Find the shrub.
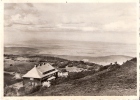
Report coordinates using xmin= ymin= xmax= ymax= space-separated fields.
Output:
xmin=18 ymin=87 xmax=25 ymax=96
xmin=24 ymin=85 xmax=41 ymax=95
xmin=68 ymin=72 xmax=85 ymax=80
xmin=61 ymin=69 xmax=67 ymax=72
xmin=10 ymin=64 xmax=13 ymax=66
xmin=68 ymin=64 xmax=73 ymax=67
xmin=58 ymin=65 xmax=66 ymax=68
xmin=4 ymin=86 xmax=17 ymax=96
xmin=87 ymin=66 xmax=95 ymax=70
xmin=99 ymin=65 xmax=109 ymax=71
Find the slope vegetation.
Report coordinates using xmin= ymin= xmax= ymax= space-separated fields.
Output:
xmin=31 ymin=58 xmax=136 ymax=96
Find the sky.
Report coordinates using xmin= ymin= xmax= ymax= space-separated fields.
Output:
xmin=4 ymin=3 xmax=137 ymax=46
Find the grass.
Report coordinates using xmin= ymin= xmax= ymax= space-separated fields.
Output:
xmin=4 ymin=54 xmax=137 ymax=96
xmin=4 ymin=73 xmax=22 ymax=87
xmin=4 ymin=60 xmax=37 ymax=74
xmin=4 ymin=54 xmax=101 ymax=74
xmin=30 ymin=58 xmax=137 ymax=96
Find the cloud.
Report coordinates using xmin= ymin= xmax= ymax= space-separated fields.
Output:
xmin=12 ymin=14 xmax=39 ymax=24
xmin=103 ymin=21 xmax=135 ymax=32
xmin=4 ymin=3 xmax=39 ymax=27
xmin=82 ymin=27 xmax=98 ymax=31
xmin=4 ymin=3 xmax=137 ymax=45
xmin=5 ymin=3 xmax=136 ymax=32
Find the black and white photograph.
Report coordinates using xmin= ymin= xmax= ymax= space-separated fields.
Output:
xmin=3 ymin=3 xmax=137 ymax=96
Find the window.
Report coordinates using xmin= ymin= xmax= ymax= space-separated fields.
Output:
xmin=30 ymin=78 xmax=34 ymax=80
xmin=43 ymin=69 xmax=55 ymax=74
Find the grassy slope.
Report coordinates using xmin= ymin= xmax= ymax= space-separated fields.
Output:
xmin=4 ymin=73 xmax=22 ymax=87
xmin=4 ymin=53 xmax=136 ymax=96
xmin=4 ymin=54 xmax=68 ymax=73
xmin=31 ymin=58 xmax=136 ymax=96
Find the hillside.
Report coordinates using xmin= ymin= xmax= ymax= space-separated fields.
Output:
xmin=4 ymin=46 xmax=133 ymax=66
xmin=56 ymin=55 xmax=133 ymax=65
xmin=30 ymin=58 xmax=137 ymax=96
xmin=4 ymin=53 xmax=136 ymax=96
xmin=4 ymin=47 xmax=39 ymax=55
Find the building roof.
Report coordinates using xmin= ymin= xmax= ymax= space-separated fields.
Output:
xmin=22 ymin=67 xmax=42 ymax=78
xmin=37 ymin=63 xmax=55 ymax=73
xmin=22 ymin=63 xmax=58 ymax=78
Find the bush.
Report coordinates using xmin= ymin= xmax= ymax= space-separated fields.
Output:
xmin=68 ymin=72 xmax=85 ymax=80
xmin=18 ymin=87 xmax=25 ymax=96
xmin=99 ymin=65 xmax=109 ymax=71
xmin=10 ymin=64 xmax=13 ymax=66
xmin=87 ymin=66 xmax=95 ymax=70
xmin=68 ymin=64 xmax=73 ymax=67
xmin=25 ymin=85 xmax=41 ymax=95
xmin=58 ymin=65 xmax=66 ymax=68
xmin=61 ymin=69 xmax=67 ymax=72
xmin=54 ymin=77 xmax=66 ymax=85
xmin=4 ymin=86 xmax=17 ymax=96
